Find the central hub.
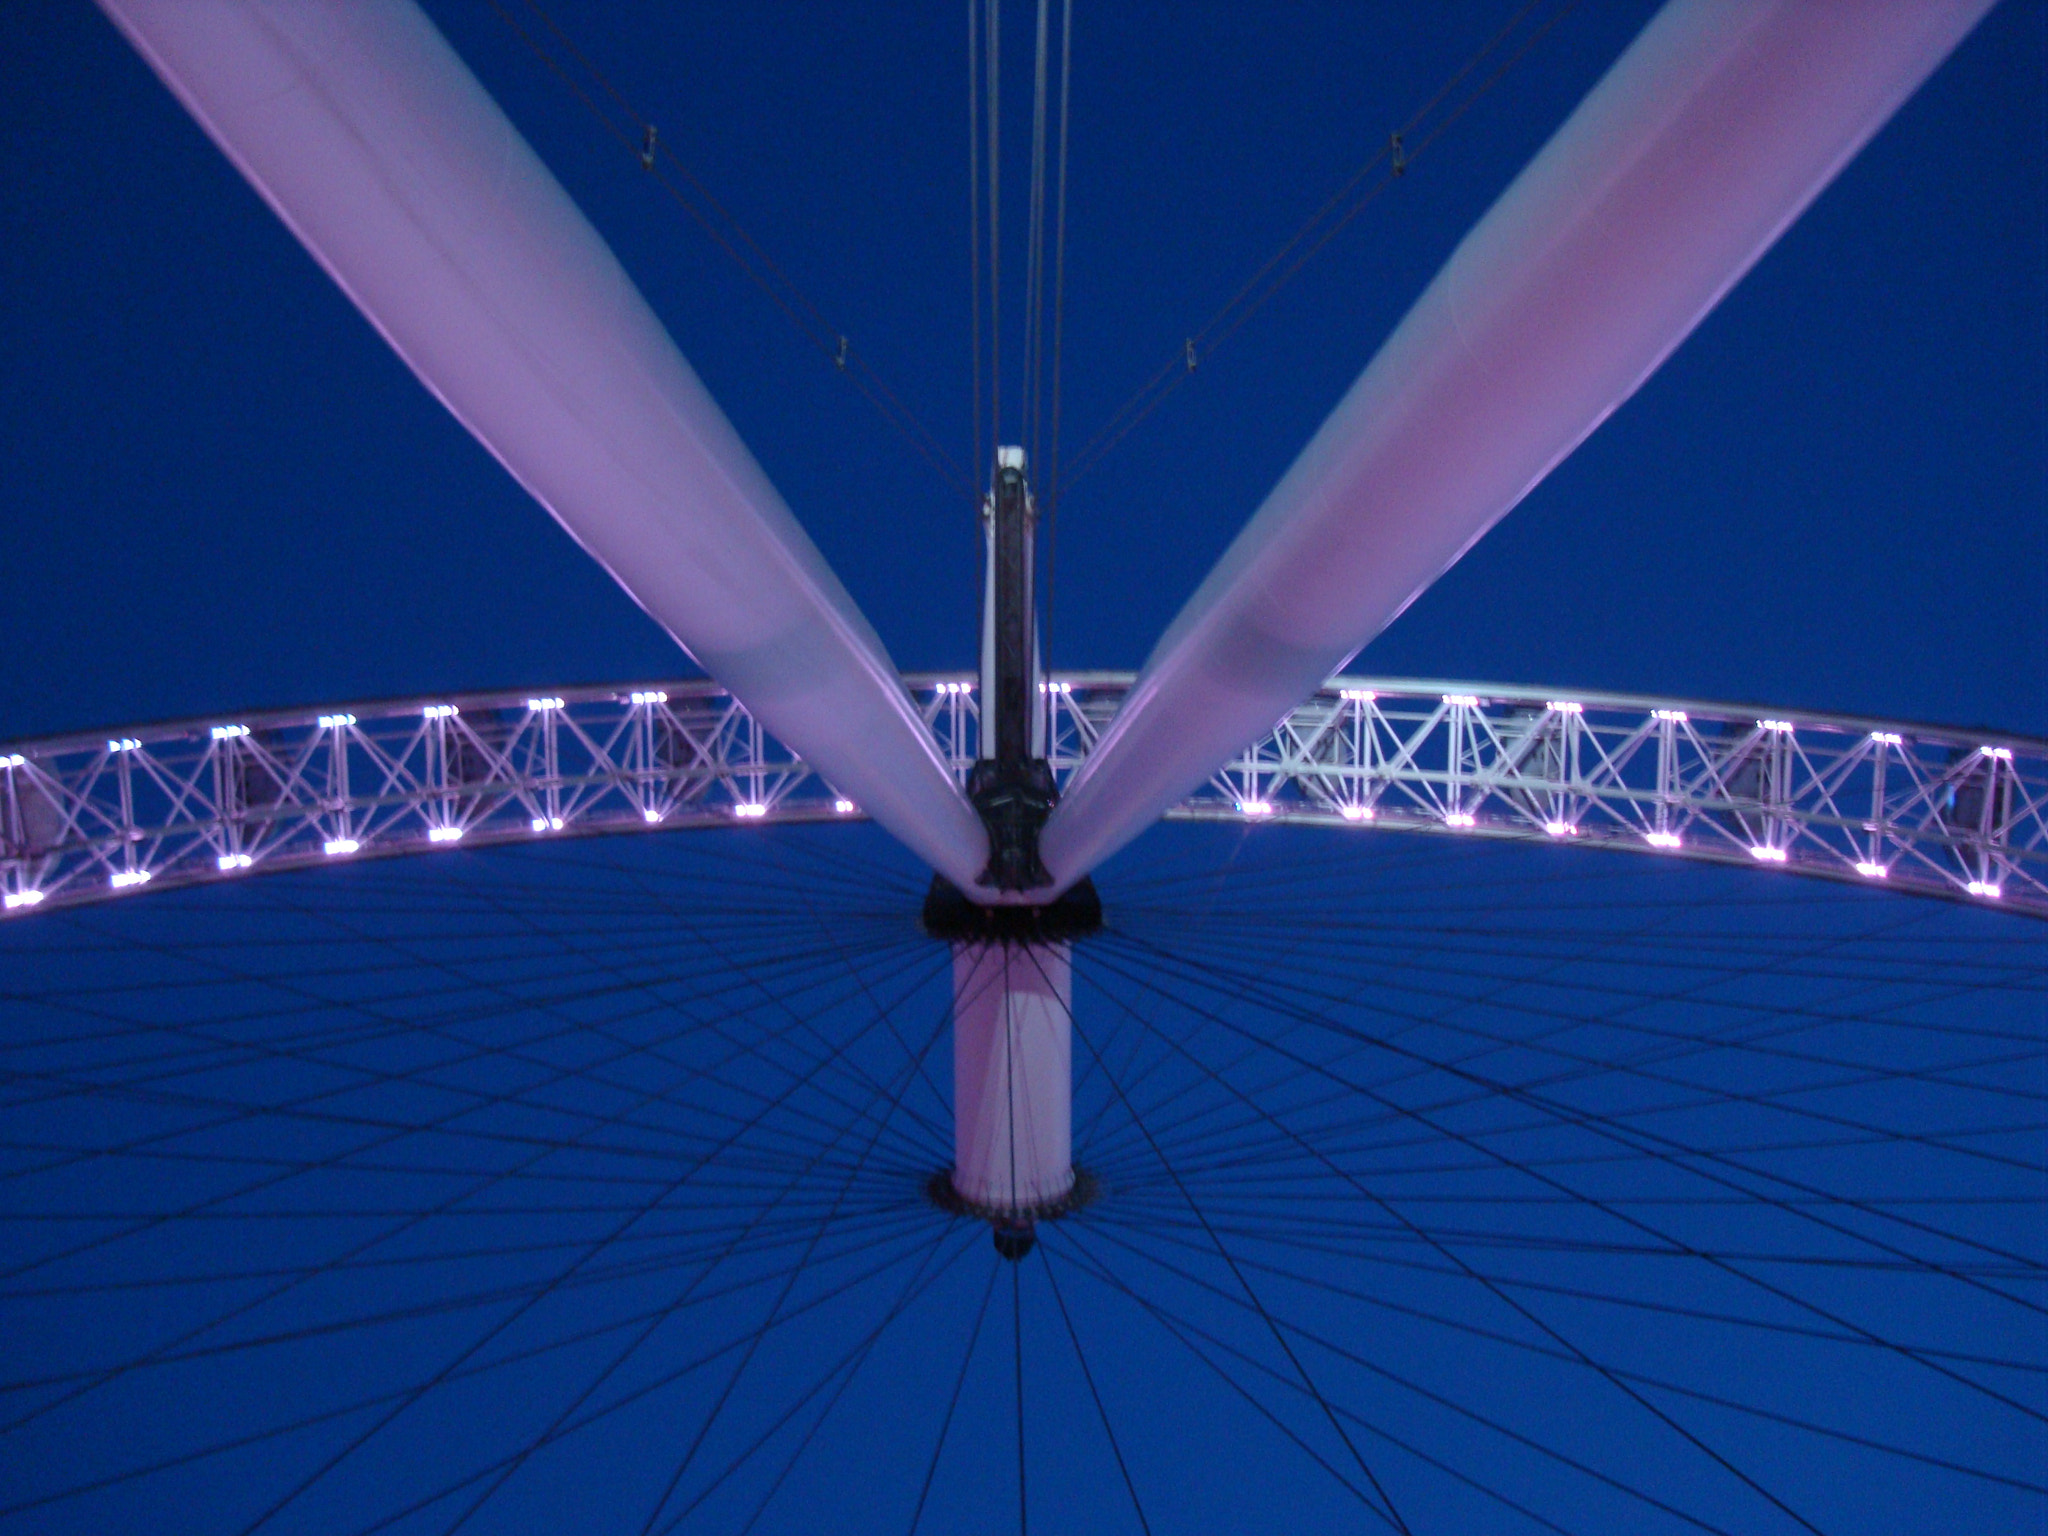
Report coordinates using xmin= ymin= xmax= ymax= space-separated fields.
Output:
xmin=925 ymin=445 xmax=1108 ymax=1257
xmin=973 ymin=445 xmax=1053 ymax=892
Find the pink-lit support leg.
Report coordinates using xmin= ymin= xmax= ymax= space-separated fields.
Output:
xmin=950 ymin=941 xmax=1074 ymax=1219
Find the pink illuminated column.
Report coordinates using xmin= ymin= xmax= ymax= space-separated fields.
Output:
xmin=951 ymin=942 xmax=1074 ymax=1213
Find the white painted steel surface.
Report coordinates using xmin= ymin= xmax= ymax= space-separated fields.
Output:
xmin=6 ymin=677 xmax=2039 ymax=916
xmin=950 ymin=942 xmax=1074 ymax=1215
xmin=1039 ymin=0 xmax=1996 ymax=890
xmin=98 ymin=0 xmax=988 ymax=892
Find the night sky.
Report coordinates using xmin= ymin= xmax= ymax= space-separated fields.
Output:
xmin=1 ymin=4 xmax=2044 ymax=1534
xmin=2 ymin=1 xmax=2041 ymax=741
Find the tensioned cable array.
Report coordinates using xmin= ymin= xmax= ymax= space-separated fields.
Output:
xmin=486 ymin=0 xmax=975 ymax=503
xmin=1055 ymin=0 xmax=1576 ymax=497
xmin=969 ymin=0 xmax=1078 ymax=672
xmin=1 ymin=827 xmax=2036 ymax=1530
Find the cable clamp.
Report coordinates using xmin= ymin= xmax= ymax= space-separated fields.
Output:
xmin=639 ymin=124 xmax=658 ymax=171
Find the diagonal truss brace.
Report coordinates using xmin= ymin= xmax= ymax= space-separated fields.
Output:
xmin=3 ymin=677 xmax=2041 ymax=918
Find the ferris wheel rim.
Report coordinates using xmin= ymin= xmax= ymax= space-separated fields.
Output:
xmin=2 ymin=671 xmax=2039 ymax=920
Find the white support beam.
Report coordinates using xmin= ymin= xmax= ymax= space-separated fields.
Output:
xmin=1037 ymin=0 xmax=1995 ymax=890
xmin=97 ymin=0 xmax=988 ymax=892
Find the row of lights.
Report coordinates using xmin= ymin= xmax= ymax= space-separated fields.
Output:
xmin=935 ymin=681 xmax=973 ymax=695
xmin=629 ymin=691 xmax=668 ymax=706
xmin=7 ymin=835 xmax=2013 ymax=913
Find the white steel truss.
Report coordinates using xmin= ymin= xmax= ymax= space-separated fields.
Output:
xmin=3 ymin=675 xmax=2041 ymax=917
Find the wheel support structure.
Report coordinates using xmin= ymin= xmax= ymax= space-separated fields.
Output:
xmin=934 ymin=449 xmax=1098 ymax=1254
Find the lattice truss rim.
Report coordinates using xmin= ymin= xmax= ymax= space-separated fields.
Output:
xmin=2 ymin=673 xmax=2041 ymax=916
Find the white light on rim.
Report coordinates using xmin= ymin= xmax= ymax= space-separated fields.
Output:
xmin=428 ymin=826 xmax=464 ymax=844
xmin=1966 ymin=880 xmax=2004 ymax=899
xmin=629 ymin=690 xmax=668 ymax=706
xmin=1653 ymin=709 xmax=1687 ymax=723
xmin=217 ymin=853 xmax=253 ymax=871
xmin=108 ymin=737 xmax=141 ymax=753
xmin=1339 ymin=689 xmax=1376 ymax=702
xmin=318 ymin=713 xmax=356 ymax=729
xmin=1544 ymin=821 xmax=1576 ymax=837
xmin=423 ymin=704 xmax=459 ymax=719
xmin=210 ymin=724 xmax=250 ymax=740
xmin=1339 ymin=805 xmax=1374 ymax=822
xmin=1980 ymin=745 xmax=2014 ymax=761
xmin=1645 ymin=831 xmax=1682 ymax=849
xmin=1443 ymin=694 xmax=1480 ymax=708
xmin=641 ymin=809 xmax=662 ymax=823
xmin=1445 ymin=812 xmax=1476 ymax=828
xmin=833 ymin=799 xmax=857 ymax=814
xmin=1237 ymin=800 xmax=1273 ymax=817
xmin=733 ymin=803 xmax=768 ymax=819
xmin=110 ymin=870 xmax=152 ymax=889
xmin=1759 ymin=719 xmax=1794 ymax=733
xmin=530 ymin=816 xmax=565 ymax=832
xmin=1749 ymin=845 xmax=1789 ymax=863
xmin=0 ymin=754 xmax=23 ymax=769
xmin=4 ymin=890 xmax=45 ymax=910
xmin=1854 ymin=862 xmax=1888 ymax=879
xmin=1869 ymin=731 xmax=1902 ymax=746
xmin=1545 ymin=701 xmax=1583 ymax=715
xmin=526 ymin=697 xmax=566 ymax=712
xmin=323 ymin=838 xmax=360 ymax=856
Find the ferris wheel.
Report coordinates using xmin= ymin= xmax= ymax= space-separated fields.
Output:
xmin=1 ymin=2 xmax=2041 ymax=1533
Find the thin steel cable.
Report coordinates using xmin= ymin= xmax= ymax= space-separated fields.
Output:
xmin=1040 ymin=1244 xmax=1154 ymax=1534
xmin=237 ymin=947 xmax=958 ymax=1536
xmin=969 ymin=0 xmax=986 ymax=497
xmin=1014 ymin=1255 xmax=1030 ymax=1536
xmin=1058 ymin=0 xmax=1578 ymax=495
xmin=1084 ymin=1212 xmax=2047 ymax=1495
xmin=987 ymin=0 xmax=1003 ymax=455
xmin=1043 ymin=0 xmax=1074 ymax=680
xmin=632 ymin=977 xmax=960 ymax=1535
xmin=1055 ymin=1222 xmax=1722 ymax=1536
xmin=486 ymin=0 xmax=972 ymax=498
xmin=1078 ymin=936 xmax=2048 ymax=1423
xmin=1024 ymin=0 xmax=1050 ymax=471
xmin=1092 ymin=931 xmax=2048 ymax=1286
xmin=908 ymin=1254 xmax=1003 ymax=1535
xmin=1023 ymin=944 xmax=1414 ymax=1532
xmin=667 ymin=1226 xmax=976 ymax=1536
xmin=1082 ymin=960 xmax=1829 ymax=1533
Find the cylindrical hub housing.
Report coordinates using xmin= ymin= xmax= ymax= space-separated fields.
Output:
xmin=951 ymin=940 xmax=1073 ymax=1214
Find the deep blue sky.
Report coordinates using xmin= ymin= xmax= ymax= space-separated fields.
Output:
xmin=1 ymin=0 xmax=2041 ymax=746
xmin=1 ymin=8 xmax=2044 ymax=1533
